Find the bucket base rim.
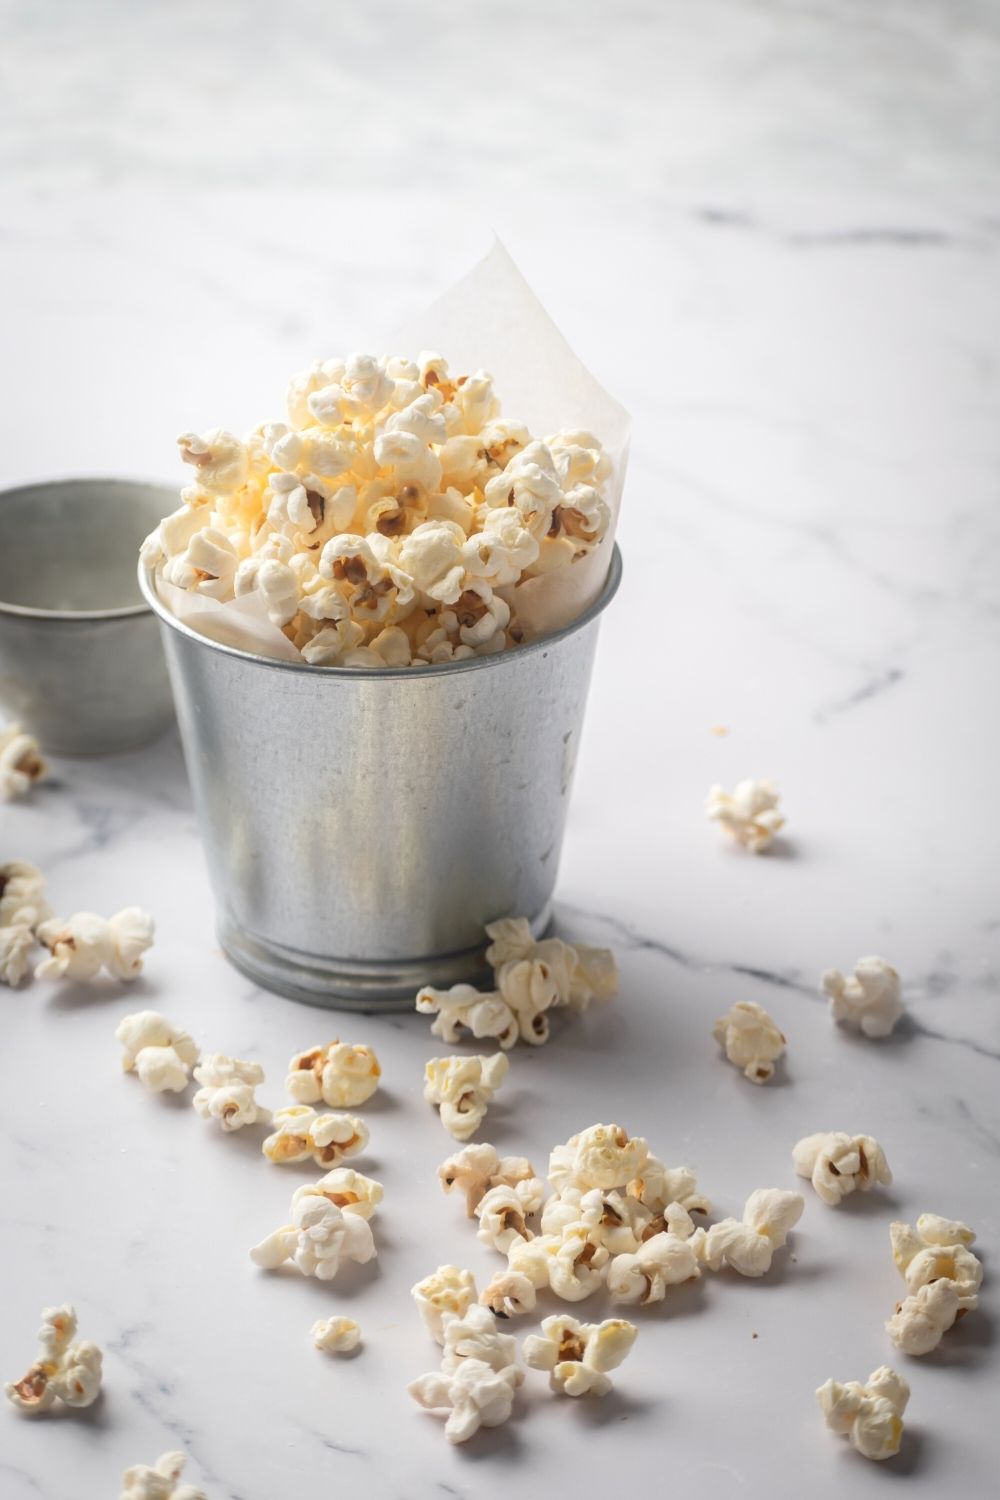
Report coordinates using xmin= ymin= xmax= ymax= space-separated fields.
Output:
xmin=217 ymin=902 xmax=554 ymax=1011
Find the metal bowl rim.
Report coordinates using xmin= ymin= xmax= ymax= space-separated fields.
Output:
xmin=139 ymin=543 xmax=623 ymax=680
xmin=0 ymin=475 xmax=178 ymax=623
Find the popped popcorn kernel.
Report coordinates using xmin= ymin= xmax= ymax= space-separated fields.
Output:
xmin=192 ymin=1054 xmax=266 ymax=1131
xmin=262 ymin=1105 xmax=368 ymax=1166
xmin=793 ymin=1131 xmax=892 ymax=1206
xmin=285 ymin=1040 xmax=381 ymax=1108
xmin=5 ymin=1305 xmax=102 ymax=1415
xmin=412 ymin=1266 xmax=478 ymax=1345
xmin=480 ymin=1271 xmax=538 ymax=1319
xmin=120 ymin=1451 xmax=208 ymax=1500
xmin=251 ymin=1193 xmax=375 ymax=1280
xmin=548 ymin=1124 xmax=649 ymax=1193
xmin=817 ymin=1365 xmax=909 ymax=1462
xmin=475 ymin=1178 xmax=545 ymax=1254
xmin=606 ymin=1226 xmax=701 ymax=1306
xmin=0 ymin=724 xmax=46 ymax=801
xmin=713 ymin=1000 xmax=786 ymax=1084
xmin=415 ymin=984 xmax=518 ymax=1050
xmin=692 ymin=1188 xmax=804 ymax=1277
xmin=36 ymin=907 xmax=153 ymax=983
xmin=822 ymin=957 xmax=904 ymax=1038
xmin=627 ymin=1156 xmax=712 ymax=1219
xmin=409 ymin=1303 xmax=524 ymax=1444
xmin=312 ymin=1317 xmax=361 ymax=1354
xmin=0 ymin=860 xmax=51 ymax=930
xmin=705 ymin=778 xmax=785 ymax=853
xmin=522 ymin=1314 xmax=637 ymax=1397
xmin=116 ymin=1011 xmax=199 ymax=1093
xmin=294 ymin=1167 xmax=383 ymax=1220
xmin=424 ymin=1053 xmax=509 ymax=1140
xmin=437 ymin=1143 xmax=538 ymax=1215
xmin=886 ymin=1213 xmax=981 ymax=1353
xmin=0 ymin=922 xmax=36 ymax=987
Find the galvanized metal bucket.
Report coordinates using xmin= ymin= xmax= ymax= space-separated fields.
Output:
xmin=139 ymin=548 xmax=622 ymax=1009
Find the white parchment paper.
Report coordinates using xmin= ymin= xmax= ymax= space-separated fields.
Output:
xmin=155 ymin=242 xmax=630 ymax=653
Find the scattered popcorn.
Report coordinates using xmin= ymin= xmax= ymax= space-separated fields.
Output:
xmin=541 ymin=1185 xmax=654 ymax=1255
xmin=424 ymin=1053 xmax=509 ymax=1139
xmin=120 ymin=1451 xmax=208 ymax=1500
xmin=548 ymin=1124 xmax=649 ymax=1193
xmin=886 ymin=1214 xmax=981 ymax=1353
xmin=475 ymin=1176 xmax=546 ymax=1253
xmin=192 ymin=1054 xmax=266 ymax=1131
xmin=0 ymin=860 xmax=51 ymax=929
xmin=816 ymin=1365 xmax=909 ymax=1462
xmin=251 ymin=1193 xmax=375 ymax=1280
xmin=416 ymin=920 xmax=618 ymax=1049
xmin=713 ymin=1000 xmax=786 ymax=1084
xmin=627 ymin=1156 xmax=712 ymax=1220
xmin=312 ymin=1317 xmax=361 ymax=1354
xmin=0 ymin=921 xmax=35 ymax=987
xmin=116 ymin=1011 xmax=199 ymax=1093
xmin=705 ymin=778 xmax=785 ymax=853
xmin=262 ymin=1105 xmax=368 ymax=1166
xmin=294 ymin=1167 xmax=383 ymax=1220
xmin=607 ymin=1224 xmax=701 ymax=1306
xmin=822 ymin=957 xmax=904 ymax=1039
xmin=285 ymin=1040 xmax=381 ymax=1108
xmin=36 ymin=907 xmax=154 ymax=982
xmin=480 ymin=1271 xmax=538 ymax=1319
xmin=692 ymin=1189 xmax=804 ymax=1277
xmin=0 ymin=723 xmax=46 ymax=800
xmin=522 ymin=1315 xmax=637 ymax=1397
xmin=146 ymin=354 xmax=613 ymax=671
xmin=437 ymin=1142 xmax=539 ymax=1216
xmin=409 ymin=1304 xmax=524 ymax=1444
xmin=793 ymin=1131 xmax=892 ymax=1206
xmin=412 ymin=1266 xmax=478 ymax=1344
xmin=5 ymin=1305 xmax=102 ymax=1414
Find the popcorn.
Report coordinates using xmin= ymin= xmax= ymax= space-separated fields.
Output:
xmin=475 ymin=1177 xmax=545 ymax=1254
xmin=408 ymin=1357 xmax=522 ymax=1445
xmin=294 ymin=1167 xmax=383 ymax=1220
xmin=816 ymin=1365 xmax=909 ymax=1462
xmin=36 ymin=907 xmax=154 ymax=982
xmin=262 ymin=1105 xmax=368 ymax=1166
xmin=423 ymin=1053 xmax=509 ymax=1140
xmin=250 ymin=1193 xmax=375 ymax=1280
xmin=412 ymin=1266 xmax=478 ymax=1344
xmin=886 ymin=1214 xmax=981 ymax=1353
xmin=192 ymin=1054 xmax=266 ymax=1131
xmin=522 ymin=1315 xmax=637 ymax=1397
xmin=437 ymin=1143 xmax=538 ymax=1215
xmin=792 ymin=1131 xmax=892 ymax=1206
xmin=692 ymin=1189 xmax=804 ymax=1277
xmin=606 ymin=1227 xmax=701 ymax=1306
xmin=409 ymin=1303 xmax=524 ymax=1444
xmin=0 ymin=723 xmax=46 ymax=800
xmin=485 ymin=916 xmax=619 ymax=1015
xmin=713 ymin=1001 xmax=786 ymax=1084
xmin=480 ymin=1271 xmax=538 ymax=1319
xmin=120 ymin=1451 xmax=208 ymax=1500
xmin=285 ymin=1041 xmax=381 ymax=1108
xmin=0 ymin=860 xmax=51 ymax=929
xmin=541 ymin=1186 xmax=654 ymax=1255
xmin=822 ymin=957 xmax=904 ymax=1038
xmin=116 ymin=1011 xmax=199 ymax=1093
xmin=527 ymin=1226 xmax=611 ymax=1302
xmin=5 ymin=1305 xmax=102 ymax=1414
xmin=415 ymin=984 xmax=518 ymax=1050
xmin=312 ymin=1317 xmax=361 ymax=1354
xmin=627 ymin=1156 xmax=712 ymax=1220
xmin=0 ymin=922 xmax=35 ymax=986
xmin=147 ymin=352 xmax=615 ymax=670
xmin=548 ymin=1124 xmax=649 ymax=1193
xmin=705 ymin=778 xmax=785 ymax=853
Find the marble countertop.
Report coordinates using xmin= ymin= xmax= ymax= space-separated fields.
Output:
xmin=2 ymin=1 xmax=999 ymax=1495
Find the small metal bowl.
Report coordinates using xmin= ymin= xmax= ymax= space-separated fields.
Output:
xmin=0 ymin=478 xmax=177 ymax=756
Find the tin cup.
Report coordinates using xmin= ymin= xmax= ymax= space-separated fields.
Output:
xmin=139 ymin=548 xmax=622 ymax=1009
xmin=0 ymin=478 xmax=177 ymax=756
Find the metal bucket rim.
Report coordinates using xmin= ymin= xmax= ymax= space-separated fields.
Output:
xmin=138 ymin=543 xmax=622 ymax=680
xmin=0 ymin=476 xmax=178 ymax=623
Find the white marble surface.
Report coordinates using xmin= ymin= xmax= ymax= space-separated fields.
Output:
xmin=2 ymin=1 xmax=999 ymax=1495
